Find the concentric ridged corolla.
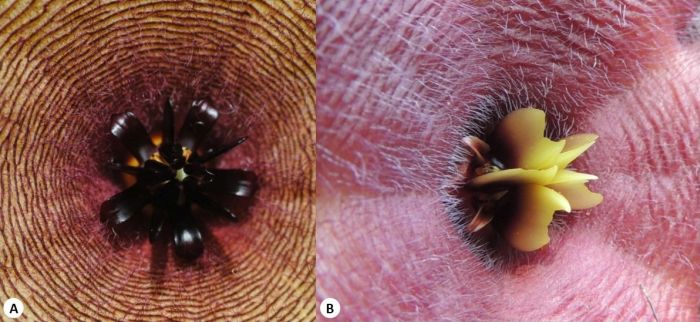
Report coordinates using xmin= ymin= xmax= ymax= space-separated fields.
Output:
xmin=460 ymin=108 xmax=603 ymax=251
xmin=101 ymin=98 xmax=258 ymax=260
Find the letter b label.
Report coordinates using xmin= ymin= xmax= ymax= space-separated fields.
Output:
xmin=320 ymin=298 xmax=340 ymax=319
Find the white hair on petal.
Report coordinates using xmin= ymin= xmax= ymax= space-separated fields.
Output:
xmin=318 ymin=0 xmax=698 ymax=317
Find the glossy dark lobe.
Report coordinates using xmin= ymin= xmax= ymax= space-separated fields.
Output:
xmin=178 ymin=101 xmax=219 ymax=151
xmin=110 ymin=112 xmax=157 ymax=163
xmin=100 ymin=98 xmax=258 ymax=260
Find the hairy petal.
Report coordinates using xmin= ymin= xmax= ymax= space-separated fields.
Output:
xmin=318 ymin=0 xmax=698 ymax=320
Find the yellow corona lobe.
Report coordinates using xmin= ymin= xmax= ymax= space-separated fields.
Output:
xmin=505 ymin=184 xmax=571 ymax=251
xmin=463 ymin=108 xmax=603 ymax=251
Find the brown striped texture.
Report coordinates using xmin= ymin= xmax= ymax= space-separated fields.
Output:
xmin=0 ymin=0 xmax=315 ymax=321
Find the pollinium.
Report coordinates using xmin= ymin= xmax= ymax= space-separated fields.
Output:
xmin=100 ymin=99 xmax=257 ymax=260
xmin=458 ymin=108 xmax=603 ymax=251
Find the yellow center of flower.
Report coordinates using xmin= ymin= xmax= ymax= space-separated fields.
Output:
xmin=462 ymin=108 xmax=603 ymax=251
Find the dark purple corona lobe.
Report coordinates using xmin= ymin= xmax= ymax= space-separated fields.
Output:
xmin=100 ymin=184 xmax=151 ymax=226
xmin=178 ymin=101 xmax=219 ymax=151
xmin=173 ymin=207 xmax=204 ymax=260
xmin=109 ymin=112 xmax=157 ymax=163
xmin=205 ymin=169 xmax=257 ymax=197
xmin=100 ymin=98 xmax=258 ymax=260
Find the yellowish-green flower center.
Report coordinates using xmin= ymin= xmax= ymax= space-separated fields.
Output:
xmin=461 ymin=108 xmax=603 ymax=252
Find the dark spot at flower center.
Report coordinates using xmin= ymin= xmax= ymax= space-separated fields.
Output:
xmin=100 ymin=98 xmax=258 ymax=260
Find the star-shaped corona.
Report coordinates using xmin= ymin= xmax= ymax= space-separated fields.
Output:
xmin=100 ymin=98 xmax=258 ymax=260
xmin=459 ymin=108 xmax=602 ymax=251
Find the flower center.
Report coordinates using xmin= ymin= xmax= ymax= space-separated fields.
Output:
xmin=175 ymin=168 xmax=188 ymax=181
xmin=102 ymin=99 xmax=257 ymax=261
